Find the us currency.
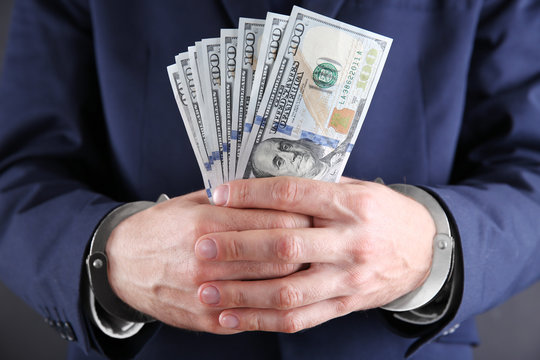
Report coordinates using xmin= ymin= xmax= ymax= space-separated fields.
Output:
xmin=167 ymin=63 xmax=213 ymax=199
xmin=199 ymin=38 xmax=226 ymax=183
xmin=229 ymin=18 xmax=266 ymax=181
xmin=174 ymin=54 xmax=209 ymax=162
xmin=219 ymin=29 xmax=238 ymax=183
xmin=236 ymin=12 xmax=289 ymax=179
xmin=236 ymin=6 xmax=392 ymax=182
xmin=174 ymin=52 xmax=217 ymax=192
xmin=189 ymin=43 xmax=206 ymax=105
xmin=189 ymin=43 xmax=224 ymax=185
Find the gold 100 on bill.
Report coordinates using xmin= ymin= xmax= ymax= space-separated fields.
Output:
xmin=168 ymin=6 xmax=392 ymax=200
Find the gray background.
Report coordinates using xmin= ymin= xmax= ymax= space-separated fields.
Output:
xmin=1 ymin=0 xmax=540 ymax=359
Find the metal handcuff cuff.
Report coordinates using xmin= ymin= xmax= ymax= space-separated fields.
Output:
xmin=381 ymin=183 xmax=454 ymax=312
xmin=86 ymin=194 xmax=169 ymax=323
xmin=86 ymin=184 xmax=452 ymax=316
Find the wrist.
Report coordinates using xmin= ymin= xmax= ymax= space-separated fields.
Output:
xmin=381 ymin=184 xmax=454 ymax=312
xmin=86 ymin=194 xmax=169 ymax=323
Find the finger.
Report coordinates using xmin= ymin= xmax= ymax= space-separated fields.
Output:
xmin=182 ymin=189 xmax=213 ymax=204
xmin=217 ymin=296 xmax=353 ymax=333
xmin=165 ymin=194 xmax=312 ymax=232
xmin=160 ymin=303 xmax=242 ymax=336
xmin=198 ymin=265 xmax=345 ymax=309
xmin=339 ymin=176 xmax=360 ymax=184
xmin=207 ymin=204 xmax=313 ymax=232
xmin=205 ymin=261 xmax=304 ymax=282
xmin=195 ymin=228 xmax=341 ymax=263
xmin=214 ymin=176 xmax=359 ymax=218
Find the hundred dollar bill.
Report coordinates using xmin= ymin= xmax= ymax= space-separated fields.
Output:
xmin=175 ymin=52 xmax=219 ymax=193
xmin=167 ymin=63 xmax=213 ymax=199
xmin=189 ymin=43 xmax=206 ymax=105
xmin=237 ymin=6 xmax=392 ymax=182
xmin=220 ymin=29 xmax=238 ymax=183
xmin=189 ymin=43 xmax=224 ymax=185
xmin=236 ymin=12 xmax=289 ymax=179
xmin=174 ymin=54 xmax=209 ymax=161
xmin=186 ymin=45 xmax=217 ymax=187
xmin=229 ymin=18 xmax=265 ymax=180
xmin=199 ymin=38 xmax=226 ymax=184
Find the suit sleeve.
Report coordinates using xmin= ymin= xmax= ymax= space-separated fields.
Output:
xmin=379 ymin=0 xmax=540 ymax=356
xmin=403 ymin=0 xmax=540 ymax=354
xmin=0 ymin=0 xmax=144 ymax=356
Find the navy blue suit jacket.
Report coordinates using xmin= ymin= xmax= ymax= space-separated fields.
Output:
xmin=1 ymin=0 xmax=540 ymax=359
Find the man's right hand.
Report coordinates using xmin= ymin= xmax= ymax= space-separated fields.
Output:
xmin=105 ymin=189 xmax=311 ymax=334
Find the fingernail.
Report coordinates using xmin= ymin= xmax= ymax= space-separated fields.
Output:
xmin=213 ymin=184 xmax=229 ymax=206
xmin=196 ymin=238 xmax=217 ymax=260
xmin=200 ymin=286 xmax=220 ymax=305
xmin=220 ymin=313 xmax=239 ymax=329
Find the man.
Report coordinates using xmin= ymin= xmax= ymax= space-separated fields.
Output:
xmin=1 ymin=1 xmax=540 ymax=359
xmin=250 ymin=137 xmax=347 ymax=179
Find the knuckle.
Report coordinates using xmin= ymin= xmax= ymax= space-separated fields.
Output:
xmin=245 ymin=312 xmax=263 ymax=331
xmin=226 ymin=238 xmax=244 ymax=259
xmin=152 ymin=283 xmax=170 ymax=302
xmin=277 ymin=284 xmax=303 ymax=310
xmin=328 ymin=189 xmax=344 ymax=208
xmin=348 ymin=231 xmax=378 ymax=265
xmin=349 ymin=245 xmax=365 ymax=264
xmin=271 ymin=178 xmax=302 ymax=206
xmin=354 ymin=190 xmax=378 ymax=220
xmin=275 ymin=233 xmax=303 ymax=262
xmin=231 ymin=289 xmax=247 ymax=307
xmin=282 ymin=311 xmax=304 ymax=333
xmin=335 ymin=297 xmax=351 ymax=315
xmin=236 ymin=182 xmax=252 ymax=204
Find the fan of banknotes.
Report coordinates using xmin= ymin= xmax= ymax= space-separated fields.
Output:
xmin=167 ymin=6 xmax=392 ymax=201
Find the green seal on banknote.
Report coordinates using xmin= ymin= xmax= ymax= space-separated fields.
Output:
xmin=312 ymin=63 xmax=338 ymax=88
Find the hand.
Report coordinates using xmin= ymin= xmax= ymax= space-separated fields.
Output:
xmin=195 ymin=177 xmax=435 ymax=333
xmin=105 ymin=189 xmax=311 ymax=334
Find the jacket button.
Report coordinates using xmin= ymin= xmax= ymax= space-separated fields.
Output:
xmin=55 ymin=320 xmax=67 ymax=340
xmin=44 ymin=317 xmax=55 ymax=328
xmin=63 ymin=321 xmax=76 ymax=342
